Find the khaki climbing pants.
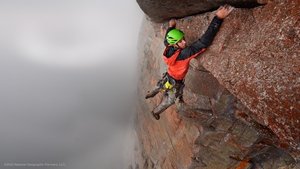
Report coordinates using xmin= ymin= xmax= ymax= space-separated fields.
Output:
xmin=146 ymin=73 xmax=184 ymax=115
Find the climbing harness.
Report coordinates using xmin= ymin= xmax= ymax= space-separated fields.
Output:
xmin=159 ymin=73 xmax=176 ymax=93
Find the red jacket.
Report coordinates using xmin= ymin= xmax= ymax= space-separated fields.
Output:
xmin=163 ymin=47 xmax=206 ymax=80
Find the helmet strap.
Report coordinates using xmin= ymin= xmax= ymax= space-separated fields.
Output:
xmin=174 ymin=44 xmax=180 ymax=49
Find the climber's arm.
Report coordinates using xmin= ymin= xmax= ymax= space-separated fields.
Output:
xmin=178 ymin=5 xmax=234 ymax=59
xmin=179 ymin=16 xmax=223 ymax=58
xmin=196 ymin=5 xmax=234 ymax=48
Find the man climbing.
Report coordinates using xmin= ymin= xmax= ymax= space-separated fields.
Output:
xmin=145 ymin=5 xmax=234 ymax=120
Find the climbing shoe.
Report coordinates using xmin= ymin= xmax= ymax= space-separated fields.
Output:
xmin=152 ymin=111 xmax=160 ymax=120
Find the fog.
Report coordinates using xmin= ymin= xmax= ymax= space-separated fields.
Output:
xmin=0 ymin=1 xmax=142 ymax=169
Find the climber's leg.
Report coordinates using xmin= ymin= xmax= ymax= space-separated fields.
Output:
xmin=151 ymin=90 xmax=176 ymax=120
xmin=145 ymin=73 xmax=168 ymax=99
xmin=145 ymin=86 xmax=160 ymax=99
xmin=176 ymin=82 xmax=185 ymax=103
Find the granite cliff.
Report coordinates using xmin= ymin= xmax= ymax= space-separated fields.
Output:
xmin=134 ymin=0 xmax=299 ymax=168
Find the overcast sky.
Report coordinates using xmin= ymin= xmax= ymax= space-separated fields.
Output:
xmin=0 ymin=1 xmax=143 ymax=169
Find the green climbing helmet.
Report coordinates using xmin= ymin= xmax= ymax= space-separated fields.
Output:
xmin=166 ymin=29 xmax=184 ymax=45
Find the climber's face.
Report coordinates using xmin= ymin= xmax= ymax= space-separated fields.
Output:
xmin=177 ymin=38 xmax=186 ymax=49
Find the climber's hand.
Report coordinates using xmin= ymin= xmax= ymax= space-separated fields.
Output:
xmin=169 ymin=19 xmax=176 ymax=28
xmin=216 ymin=5 xmax=234 ymax=19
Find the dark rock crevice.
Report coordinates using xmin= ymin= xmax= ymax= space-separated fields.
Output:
xmin=182 ymin=93 xmax=297 ymax=169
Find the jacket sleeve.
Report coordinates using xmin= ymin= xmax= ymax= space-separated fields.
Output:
xmin=177 ymin=16 xmax=223 ymax=60
xmin=164 ymin=26 xmax=176 ymax=46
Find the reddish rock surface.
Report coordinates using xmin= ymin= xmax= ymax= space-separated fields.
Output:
xmin=135 ymin=0 xmax=299 ymax=168
xmin=198 ymin=0 xmax=300 ymax=155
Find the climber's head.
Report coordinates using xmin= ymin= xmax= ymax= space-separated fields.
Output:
xmin=166 ymin=29 xmax=186 ymax=48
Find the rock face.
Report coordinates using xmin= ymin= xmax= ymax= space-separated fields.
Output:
xmin=135 ymin=0 xmax=299 ymax=168
xmin=136 ymin=0 xmax=262 ymax=22
xmin=198 ymin=0 xmax=300 ymax=155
